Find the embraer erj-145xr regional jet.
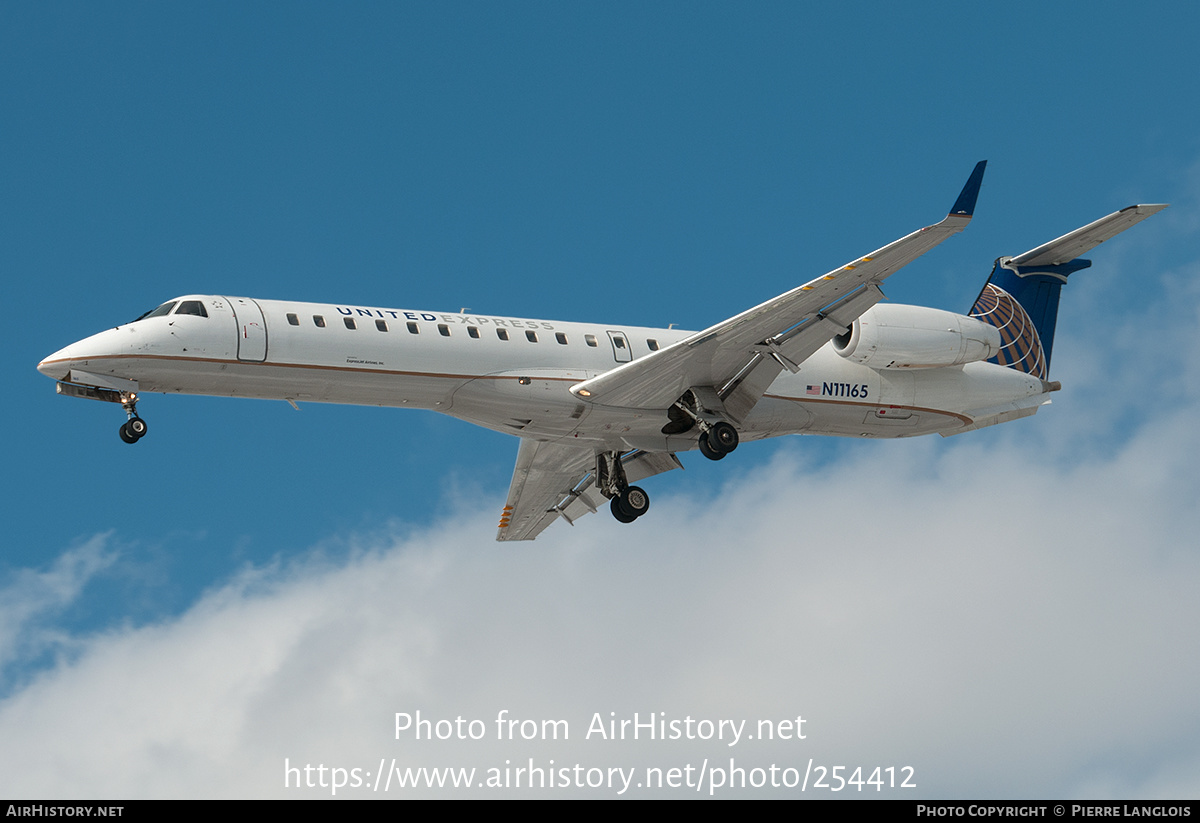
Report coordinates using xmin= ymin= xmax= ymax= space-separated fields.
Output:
xmin=38 ymin=162 xmax=1166 ymax=540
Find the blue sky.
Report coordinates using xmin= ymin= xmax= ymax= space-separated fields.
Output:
xmin=2 ymin=2 xmax=1198 ymax=798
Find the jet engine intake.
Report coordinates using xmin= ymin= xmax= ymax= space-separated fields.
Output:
xmin=832 ymin=304 xmax=1001 ymax=370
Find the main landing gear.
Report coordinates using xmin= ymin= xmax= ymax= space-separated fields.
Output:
xmin=610 ymin=485 xmax=650 ymax=523
xmin=118 ymin=393 xmax=148 ymax=444
xmin=596 ymin=451 xmax=650 ymax=525
xmin=666 ymin=391 xmax=740 ymax=461
xmin=697 ymin=420 xmax=739 ymax=461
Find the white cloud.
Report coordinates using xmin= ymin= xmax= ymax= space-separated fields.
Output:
xmin=0 ymin=535 xmax=115 ymax=677
xmin=1 ymin=401 xmax=1198 ymax=798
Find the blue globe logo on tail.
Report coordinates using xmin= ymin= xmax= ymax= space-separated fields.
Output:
xmin=969 ymin=281 xmax=1048 ymax=379
xmin=967 ymin=256 xmax=1094 ymax=380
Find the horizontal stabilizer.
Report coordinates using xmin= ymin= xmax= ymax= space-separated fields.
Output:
xmin=970 ymin=202 xmax=1167 ymax=378
xmin=1013 ymin=204 xmax=1168 ymax=267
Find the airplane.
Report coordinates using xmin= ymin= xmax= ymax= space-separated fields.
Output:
xmin=37 ymin=162 xmax=1167 ymax=541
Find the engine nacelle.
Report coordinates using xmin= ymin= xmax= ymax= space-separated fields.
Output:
xmin=832 ymin=303 xmax=1001 ymax=370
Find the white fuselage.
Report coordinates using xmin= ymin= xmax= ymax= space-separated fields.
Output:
xmin=37 ymin=295 xmax=1049 ymax=453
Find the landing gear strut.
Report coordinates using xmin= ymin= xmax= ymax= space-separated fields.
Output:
xmin=118 ymin=393 xmax=147 ymax=444
xmin=596 ymin=451 xmax=651 ymax=525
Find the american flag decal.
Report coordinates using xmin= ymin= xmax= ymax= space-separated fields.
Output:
xmin=806 ymin=385 xmax=821 ymax=396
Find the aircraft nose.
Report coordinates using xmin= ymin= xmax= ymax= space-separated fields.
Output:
xmin=37 ymin=326 xmax=136 ymax=382
xmin=37 ymin=346 xmax=74 ymax=380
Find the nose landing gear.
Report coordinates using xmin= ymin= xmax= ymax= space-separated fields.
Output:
xmin=118 ymin=393 xmax=148 ymax=444
xmin=119 ymin=417 xmax=148 ymax=443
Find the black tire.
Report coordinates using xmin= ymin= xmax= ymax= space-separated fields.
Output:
xmin=710 ymin=421 xmax=738 ymax=453
xmin=617 ymin=486 xmax=650 ymax=519
xmin=610 ymin=496 xmax=638 ymax=523
xmin=698 ymin=432 xmax=725 ymax=461
xmin=127 ymin=417 xmax=148 ymax=439
xmin=119 ymin=422 xmax=138 ymax=444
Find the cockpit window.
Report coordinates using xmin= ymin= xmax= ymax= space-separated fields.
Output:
xmin=133 ymin=302 xmax=177 ymax=322
xmin=174 ymin=300 xmax=208 ymax=318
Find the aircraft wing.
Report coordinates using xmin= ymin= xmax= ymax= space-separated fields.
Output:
xmin=497 ymin=439 xmax=682 ymax=541
xmin=570 ymin=161 xmax=987 ymax=422
xmin=1011 ymin=203 xmax=1168 ymax=266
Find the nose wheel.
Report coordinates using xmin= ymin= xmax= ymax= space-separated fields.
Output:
xmin=118 ymin=393 xmax=147 ymax=444
xmin=119 ymin=417 xmax=148 ymax=444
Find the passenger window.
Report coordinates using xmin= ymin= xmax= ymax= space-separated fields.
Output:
xmin=555 ymin=332 xmax=568 ymax=345
xmin=344 ymin=317 xmax=357 ymax=330
xmin=175 ymin=300 xmax=208 ymax=318
xmin=526 ymin=331 xmax=538 ymax=343
xmin=585 ymin=334 xmax=598 ymax=347
xmin=287 ymin=313 xmax=299 ymax=326
xmin=313 ymin=315 xmax=326 ymax=328
xmin=438 ymin=324 xmax=451 ymax=337
xmin=497 ymin=329 xmax=509 ymax=341
xmin=467 ymin=326 xmax=480 ymax=339
xmin=647 ymin=338 xmax=659 ymax=351
xmin=613 ymin=337 xmax=626 ymax=349
xmin=376 ymin=320 xmax=388 ymax=332
xmin=407 ymin=322 xmax=419 ymax=334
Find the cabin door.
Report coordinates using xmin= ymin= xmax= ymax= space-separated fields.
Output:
xmin=228 ymin=297 xmax=268 ymax=362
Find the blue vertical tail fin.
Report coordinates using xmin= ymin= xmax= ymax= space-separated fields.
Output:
xmin=968 ymin=204 xmax=1167 ymax=378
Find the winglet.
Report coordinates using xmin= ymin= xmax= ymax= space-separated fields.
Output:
xmin=950 ymin=160 xmax=987 ymax=217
